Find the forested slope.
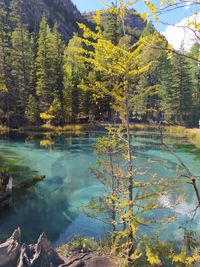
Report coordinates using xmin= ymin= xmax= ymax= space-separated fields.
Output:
xmin=0 ymin=0 xmax=200 ymax=128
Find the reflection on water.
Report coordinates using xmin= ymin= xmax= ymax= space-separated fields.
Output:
xmin=0 ymin=130 xmax=200 ymax=246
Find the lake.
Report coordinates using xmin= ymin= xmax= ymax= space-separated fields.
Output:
xmin=0 ymin=130 xmax=200 ymax=247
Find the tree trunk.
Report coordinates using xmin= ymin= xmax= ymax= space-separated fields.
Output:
xmin=125 ymin=97 xmax=134 ymax=261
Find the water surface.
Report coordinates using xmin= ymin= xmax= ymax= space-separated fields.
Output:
xmin=0 ymin=130 xmax=200 ymax=246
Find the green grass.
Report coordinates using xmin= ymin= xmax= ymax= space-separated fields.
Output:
xmin=161 ymin=126 xmax=200 ymax=148
xmin=186 ymin=128 xmax=200 ymax=149
xmin=19 ymin=124 xmax=107 ymax=133
xmin=163 ymin=125 xmax=186 ymax=136
xmin=20 ymin=123 xmax=161 ymax=134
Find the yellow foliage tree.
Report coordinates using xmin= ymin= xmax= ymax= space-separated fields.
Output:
xmin=70 ymin=1 xmax=182 ymax=265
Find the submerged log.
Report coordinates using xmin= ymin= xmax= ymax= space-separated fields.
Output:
xmin=13 ymin=175 xmax=46 ymax=191
xmin=0 ymin=172 xmax=45 ymax=206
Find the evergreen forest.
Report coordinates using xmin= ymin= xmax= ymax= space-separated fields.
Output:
xmin=1 ymin=0 xmax=200 ymax=128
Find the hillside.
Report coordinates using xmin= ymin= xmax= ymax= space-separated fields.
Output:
xmin=6 ymin=0 xmax=84 ymax=40
xmin=5 ymin=0 xmax=146 ymax=41
xmin=83 ymin=9 xmax=147 ymax=35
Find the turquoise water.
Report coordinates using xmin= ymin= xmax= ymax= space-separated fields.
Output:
xmin=0 ymin=130 xmax=200 ymax=246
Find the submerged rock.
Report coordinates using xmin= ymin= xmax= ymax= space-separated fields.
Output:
xmin=0 ymin=229 xmax=117 ymax=267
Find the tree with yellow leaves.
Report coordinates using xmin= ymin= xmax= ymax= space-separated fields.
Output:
xmin=70 ymin=1 xmax=189 ymax=265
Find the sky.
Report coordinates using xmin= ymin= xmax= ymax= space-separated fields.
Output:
xmin=71 ymin=0 xmax=200 ymax=51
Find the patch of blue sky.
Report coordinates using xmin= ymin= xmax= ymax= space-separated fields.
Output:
xmin=72 ymin=0 xmax=200 ymax=32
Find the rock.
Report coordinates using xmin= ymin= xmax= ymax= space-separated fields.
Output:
xmin=29 ymin=233 xmax=64 ymax=267
xmin=0 ymin=230 xmax=117 ymax=267
xmin=17 ymin=245 xmax=31 ymax=267
xmin=85 ymin=255 xmax=115 ymax=267
xmin=59 ymin=253 xmax=117 ymax=267
xmin=0 ymin=229 xmax=64 ymax=267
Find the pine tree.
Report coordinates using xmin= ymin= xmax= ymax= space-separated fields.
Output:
xmin=0 ymin=0 xmax=11 ymax=125
xmin=136 ymin=28 xmax=167 ymax=122
xmin=50 ymin=23 xmax=65 ymax=124
xmin=10 ymin=0 xmax=24 ymax=28
xmin=64 ymin=36 xmax=88 ymax=123
xmin=29 ymin=33 xmax=37 ymax=96
xmin=10 ymin=0 xmax=32 ymax=119
xmin=103 ymin=2 xmax=120 ymax=45
xmin=170 ymin=53 xmax=192 ymax=125
xmin=36 ymin=16 xmax=54 ymax=111
xmin=25 ymin=94 xmax=38 ymax=125
xmin=159 ymin=58 xmax=174 ymax=121
xmin=51 ymin=23 xmax=64 ymax=99
xmin=188 ymin=43 xmax=200 ymax=126
xmin=141 ymin=21 xmax=155 ymax=37
xmin=11 ymin=26 xmax=32 ymax=115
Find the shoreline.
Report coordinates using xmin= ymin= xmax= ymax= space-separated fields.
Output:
xmin=1 ymin=123 xmax=200 ymax=148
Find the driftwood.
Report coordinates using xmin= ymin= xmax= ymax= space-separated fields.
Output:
xmin=0 ymin=229 xmax=116 ymax=267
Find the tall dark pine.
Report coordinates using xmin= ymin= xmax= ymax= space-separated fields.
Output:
xmin=170 ymin=53 xmax=192 ymax=125
xmin=103 ymin=2 xmax=120 ymax=45
xmin=0 ymin=0 xmax=11 ymax=125
xmin=51 ymin=23 xmax=65 ymax=116
xmin=10 ymin=0 xmax=32 ymax=122
xmin=36 ymin=16 xmax=53 ymax=111
xmin=189 ymin=43 xmax=200 ymax=126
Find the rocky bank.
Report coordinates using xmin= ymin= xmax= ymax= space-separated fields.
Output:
xmin=0 ymin=229 xmax=117 ymax=267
